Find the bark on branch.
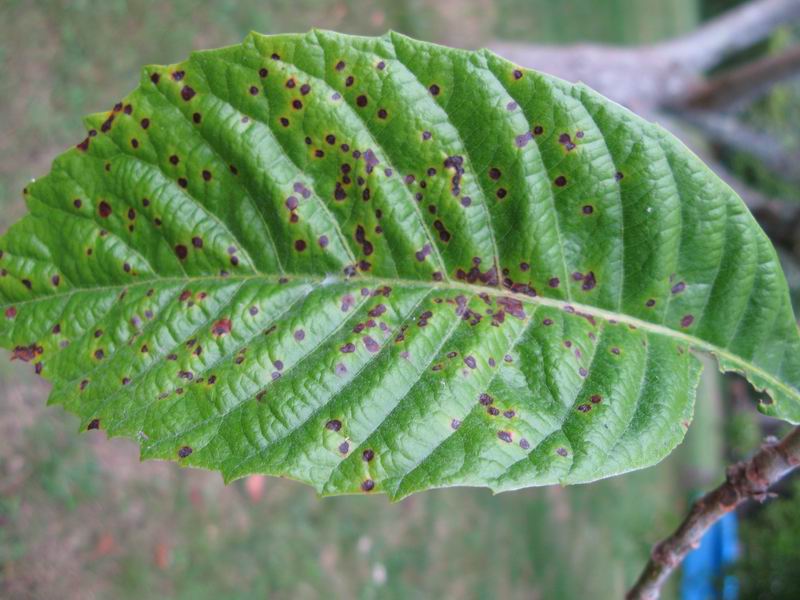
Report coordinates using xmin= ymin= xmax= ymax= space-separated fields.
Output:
xmin=626 ymin=427 xmax=800 ymax=600
xmin=676 ymin=45 xmax=800 ymax=112
xmin=657 ymin=0 xmax=800 ymax=72
xmin=489 ymin=0 xmax=800 ymax=110
xmin=681 ymin=111 xmax=800 ymax=187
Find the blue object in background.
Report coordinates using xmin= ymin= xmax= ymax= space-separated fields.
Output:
xmin=681 ymin=509 xmax=739 ymax=600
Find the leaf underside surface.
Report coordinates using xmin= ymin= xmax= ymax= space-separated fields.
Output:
xmin=2 ymin=31 xmax=799 ymax=500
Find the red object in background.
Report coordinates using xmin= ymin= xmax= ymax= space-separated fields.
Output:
xmin=245 ymin=475 xmax=266 ymax=503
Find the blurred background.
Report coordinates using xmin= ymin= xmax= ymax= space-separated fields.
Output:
xmin=1 ymin=0 xmax=800 ymax=598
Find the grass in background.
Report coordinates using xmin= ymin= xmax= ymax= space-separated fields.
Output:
xmin=0 ymin=2 xmax=717 ymax=599
xmin=493 ymin=0 xmax=697 ymax=44
xmin=1 ymin=367 xmax=694 ymax=599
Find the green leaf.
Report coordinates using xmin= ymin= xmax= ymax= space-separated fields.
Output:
xmin=2 ymin=30 xmax=799 ymax=499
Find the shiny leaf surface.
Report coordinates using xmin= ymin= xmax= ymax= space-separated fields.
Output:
xmin=2 ymin=31 xmax=799 ymax=499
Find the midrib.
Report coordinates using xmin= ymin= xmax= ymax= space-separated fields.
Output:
xmin=2 ymin=271 xmax=796 ymax=403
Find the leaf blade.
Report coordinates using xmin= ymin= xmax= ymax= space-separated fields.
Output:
xmin=2 ymin=30 xmax=798 ymax=499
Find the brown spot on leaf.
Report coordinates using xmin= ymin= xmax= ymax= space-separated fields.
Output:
xmin=212 ymin=319 xmax=232 ymax=336
xmin=181 ymin=86 xmax=196 ymax=101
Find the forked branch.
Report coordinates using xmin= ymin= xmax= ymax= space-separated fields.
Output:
xmin=626 ymin=426 xmax=800 ymax=600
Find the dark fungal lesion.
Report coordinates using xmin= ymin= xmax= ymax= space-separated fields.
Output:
xmin=180 ymin=85 xmax=196 ymax=101
xmin=558 ymin=133 xmax=577 ymax=151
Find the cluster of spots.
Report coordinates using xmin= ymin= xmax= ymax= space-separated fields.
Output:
xmin=558 ymin=130 xmax=584 ymax=152
xmin=433 ymin=220 xmax=451 ymax=242
xmin=455 ymin=258 xmax=500 ymax=288
xmin=354 ymin=225 xmax=374 ymax=260
xmin=577 ymin=394 xmax=603 ymax=413
xmin=11 ymin=343 xmax=43 ymax=376
xmin=496 ymin=296 xmax=526 ymax=321
xmin=335 ymin=288 xmax=395 ymax=355
xmin=415 ymin=244 xmax=432 ymax=262
xmin=571 ymin=271 xmax=597 ymax=292
xmin=443 ymin=156 xmax=465 ymax=197
xmin=478 ymin=393 xmax=529 ymax=449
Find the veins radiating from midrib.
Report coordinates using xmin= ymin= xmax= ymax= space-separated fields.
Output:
xmin=134 ymin=282 xmax=331 ymax=450
xmin=390 ymin=303 xmax=539 ymax=497
xmin=479 ymin=57 xmax=573 ymax=302
xmin=307 ymin=31 xmax=451 ymax=280
xmin=55 ymin=283 xmax=192 ymax=403
xmin=225 ymin=287 xmax=435 ymax=481
xmin=384 ymin=32 xmax=502 ymax=285
xmin=321 ymin=289 xmax=469 ymax=494
xmin=145 ymin=75 xmax=284 ymax=275
xmin=5 ymin=267 xmax=800 ymax=405
xmin=195 ymin=53 xmax=359 ymax=272
xmin=29 ymin=169 xmax=155 ymax=283
xmin=95 ymin=107 xmax=263 ymax=276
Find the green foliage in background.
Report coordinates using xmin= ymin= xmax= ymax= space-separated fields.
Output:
xmin=2 ymin=31 xmax=799 ymax=501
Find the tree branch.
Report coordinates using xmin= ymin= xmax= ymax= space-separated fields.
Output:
xmin=626 ymin=426 xmax=800 ymax=600
xmin=657 ymin=0 xmax=800 ymax=72
xmin=675 ymin=44 xmax=800 ymax=112
xmin=680 ymin=111 xmax=800 ymax=187
xmin=490 ymin=0 xmax=800 ymax=110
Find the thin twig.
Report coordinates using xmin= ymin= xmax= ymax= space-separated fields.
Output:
xmin=626 ymin=426 xmax=800 ymax=600
xmin=674 ymin=45 xmax=800 ymax=112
